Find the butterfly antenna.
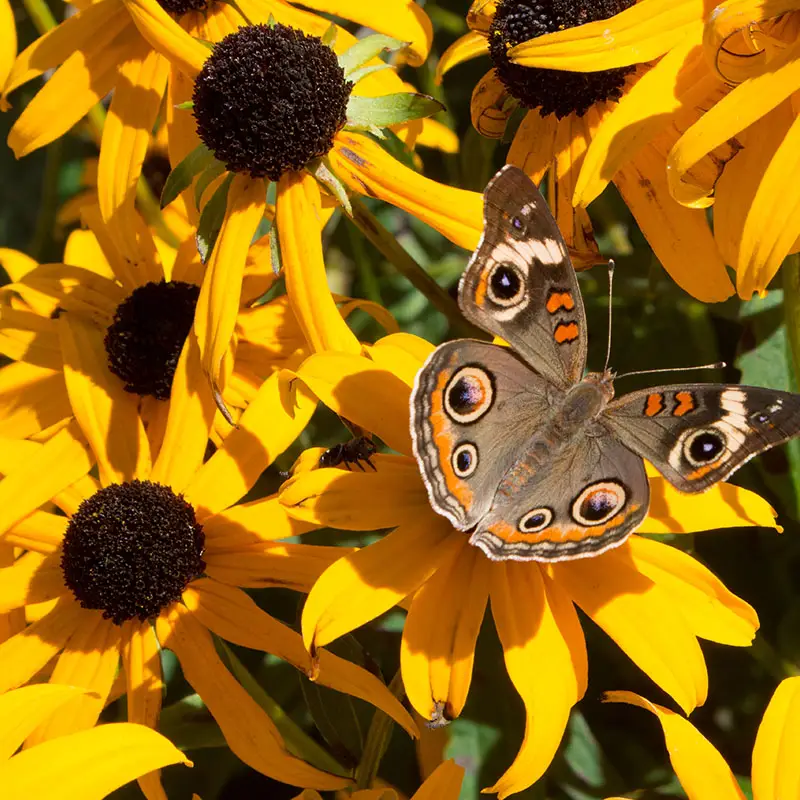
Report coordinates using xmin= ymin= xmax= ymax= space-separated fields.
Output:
xmin=616 ymin=362 xmax=726 ymax=380
xmin=603 ymin=260 xmax=615 ymax=374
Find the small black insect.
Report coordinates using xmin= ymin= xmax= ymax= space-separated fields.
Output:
xmin=318 ymin=436 xmax=377 ymax=471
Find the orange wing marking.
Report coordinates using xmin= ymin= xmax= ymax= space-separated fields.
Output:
xmin=546 ymin=291 xmax=575 ymax=314
xmin=673 ymin=391 xmax=696 ymax=416
xmin=554 ymin=321 xmax=579 ymax=344
xmin=644 ymin=393 xmax=665 ymax=417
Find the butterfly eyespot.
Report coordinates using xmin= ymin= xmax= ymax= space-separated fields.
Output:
xmin=444 ymin=366 xmax=495 ymax=423
xmin=452 ymin=443 xmax=478 ymax=478
xmin=518 ymin=507 xmax=553 ymax=533
xmin=511 ymin=215 xmax=524 ymax=232
xmin=571 ymin=481 xmax=627 ymax=526
xmin=684 ymin=429 xmax=726 ymax=466
xmin=487 ymin=263 xmax=525 ymax=306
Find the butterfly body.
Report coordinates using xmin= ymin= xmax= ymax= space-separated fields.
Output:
xmin=410 ymin=165 xmax=800 ymax=562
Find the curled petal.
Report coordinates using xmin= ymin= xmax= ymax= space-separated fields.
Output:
xmin=470 ymin=69 xmax=512 ymax=140
xmin=436 ymin=31 xmax=489 ymax=83
xmin=302 ymin=516 xmax=463 ymax=651
xmin=604 ymin=691 xmax=744 ymax=800
xmin=752 ymin=676 xmax=800 ymax=800
xmin=509 ymin=0 xmax=705 ymax=71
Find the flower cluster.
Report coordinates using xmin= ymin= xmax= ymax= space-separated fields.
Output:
xmin=1 ymin=0 xmax=799 ymax=798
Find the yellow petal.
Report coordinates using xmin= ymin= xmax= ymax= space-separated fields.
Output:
xmin=574 ymin=32 xmax=716 ymax=206
xmin=3 ymin=510 xmax=66 ymax=556
xmin=203 ymin=494 xmax=318 ymax=547
xmin=204 ymin=540 xmax=348 ymax=592
xmin=149 ymin=334 xmax=215 ymax=493
xmin=0 ymin=551 xmax=66 ymax=614
xmin=0 ymin=597 xmax=85 ymax=693
xmin=413 ymin=759 xmax=464 ymax=800
xmin=415 ymin=118 xmax=460 ymax=154
xmin=628 ymin=536 xmax=758 ymax=646
xmin=613 ymin=152 xmax=734 ymax=301
xmin=121 ymin=0 xmax=208 ymax=78
xmin=0 ymin=684 xmax=88 ymax=761
xmin=0 ymin=362 xmax=69 ymax=441
xmin=509 ymin=0 xmax=705 ymax=71
xmin=0 ymin=419 xmax=94 ymax=540
xmin=331 ymin=133 xmax=483 ymax=250
xmin=279 ymin=455 xmax=429 ymax=529
xmin=27 ymin=616 xmax=121 ymax=746
xmin=0 ymin=722 xmax=189 ymax=799
xmin=302 ymin=515 xmax=462 ymax=651
xmin=156 ymin=604 xmax=348 ymax=790
xmin=668 ymin=35 xmax=800 ymax=206
xmin=508 ymin=110 xmax=558 ymax=183
xmin=486 ymin=565 xmax=586 ymax=797
xmin=294 ymin=0 xmax=432 ymax=66
xmin=8 ymin=23 xmax=141 ymax=158
xmin=553 ymin=542 xmax=708 ymax=714
xmin=752 ymin=676 xmax=800 ymax=800
xmin=59 ymin=313 xmax=151 ymax=486
xmin=195 ymin=174 xmax=266 ymax=391
xmin=641 ymin=476 xmax=778 ymax=533
xmin=276 ymin=170 xmax=361 ymax=355
xmin=364 ymin=335 xmax=433 ymax=388
xmin=121 ymin=620 xmax=165 ymax=800
xmin=0 ymin=0 xmax=16 ymax=105
xmin=3 ymin=0 xmax=129 ymax=97
xmin=604 ymin=691 xmax=744 ymax=800
xmin=736 ymin=107 xmax=800 ymax=297
xmin=436 ymin=31 xmax=489 ymax=83
xmin=99 ymin=48 xmax=170 ymax=263
xmin=0 ymin=248 xmax=38 ymax=282
xmin=184 ymin=580 xmax=417 ymax=737
xmin=295 ymin=352 xmax=414 ymax=456
xmin=0 ymin=308 xmax=62 ymax=370
xmin=401 ymin=545 xmax=489 ymax=721
xmin=185 ymin=372 xmax=316 ymax=518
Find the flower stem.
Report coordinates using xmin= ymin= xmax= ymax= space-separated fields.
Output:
xmin=21 ymin=0 xmax=56 ymax=32
xmin=782 ymin=253 xmax=800 ymax=390
xmin=349 ymin=196 xmax=485 ymax=339
xmin=354 ymin=668 xmax=404 ymax=789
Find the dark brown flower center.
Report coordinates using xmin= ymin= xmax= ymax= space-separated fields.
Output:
xmin=192 ymin=23 xmax=353 ymax=180
xmin=156 ymin=0 xmax=208 ymax=16
xmin=488 ymin=0 xmax=636 ymax=118
xmin=104 ymin=280 xmax=199 ymax=401
xmin=61 ymin=481 xmax=206 ymax=625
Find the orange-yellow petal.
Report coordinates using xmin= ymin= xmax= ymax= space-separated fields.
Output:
xmin=0 ymin=722 xmax=189 ymax=799
xmin=436 ymin=31 xmax=489 ymax=83
xmin=121 ymin=0 xmax=209 ymax=78
xmin=604 ymin=691 xmax=744 ymax=800
xmin=553 ymin=542 xmax=708 ymax=714
xmin=0 ymin=551 xmax=66 ymax=614
xmin=59 ymin=313 xmax=151 ymax=486
xmin=295 ymin=352 xmax=414 ymax=456
xmin=279 ymin=455 xmax=428 ymax=530
xmin=486 ymin=564 xmax=586 ymax=797
xmin=0 ymin=362 xmax=69 ymax=441
xmin=331 ymin=133 xmax=483 ymax=250
xmin=401 ymin=545 xmax=489 ymax=721
xmin=509 ymin=0 xmax=705 ymax=71
xmin=752 ymin=676 xmax=800 ymax=800
xmin=302 ymin=516 xmax=463 ymax=652
xmin=194 ymin=173 xmax=266 ymax=393
xmin=276 ymin=170 xmax=361 ymax=356
xmin=470 ymin=68 xmax=513 ymax=140
xmin=155 ymin=603 xmax=348 ymax=789
xmin=0 ymin=0 xmax=16 ymax=106
xmin=98 ymin=48 xmax=170 ymax=263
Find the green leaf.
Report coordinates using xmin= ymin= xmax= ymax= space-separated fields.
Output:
xmin=161 ymin=143 xmax=215 ymax=208
xmin=321 ymin=22 xmax=337 ymax=49
xmin=307 ymin=158 xmax=351 ymax=215
xmin=346 ymin=93 xmax=445 ymax=130
xmin=270 ymin=220 xmax=282 ymax=275
xmin=158 ymin=694 xmax=226 ymax=750
xmin=346 ymin=63 xmax=392 ymax=85
xmin=174 ymin=100 xmax=194 ymax=111
xmin=338 ymin=34 xmax=407 ymax=76
xmin=194 ymin=159 xmax=227 ymax=210
xmin=196 ymin=173 xmax=233 ymax=264
xmin=562 ymin=711 xmax=605 ymax=789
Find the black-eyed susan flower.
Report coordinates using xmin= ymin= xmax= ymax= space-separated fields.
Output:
xmin=278 ymin=332 xmax=772 ymax=797
xmin=0 ymin=684 xmax=190 ymax=797
xmin=666 ymin=2 xmax=800 ymax=298
xmin=0 ymin=320 xmax=417 ymax=797
xmin=0 ymin=206 xmax=392 ymax=441
xmin=149 ymin=18 xmax=482 ymax=398
xmin=438 ymin=0 xmax=739 ymax=302
xmin=605 ymin=676 xmax=800 ymax=799
xmin=295 ymin=757 xmax=465 ymax=800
